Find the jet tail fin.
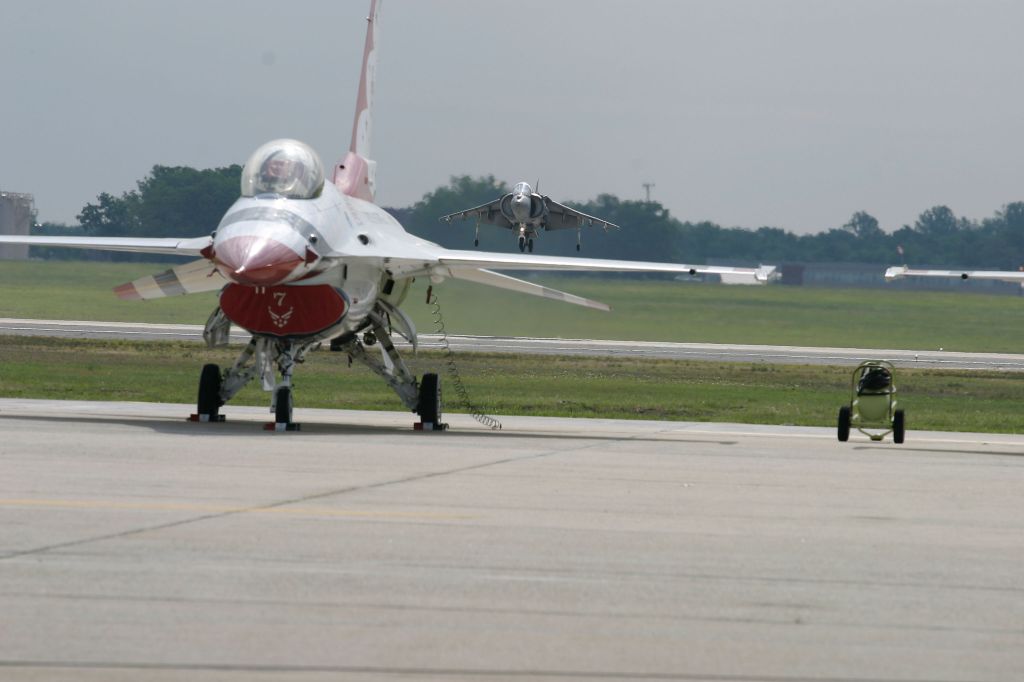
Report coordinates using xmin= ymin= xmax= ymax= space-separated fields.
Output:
xmin=332 ymin=0 xmax=379 ymax=202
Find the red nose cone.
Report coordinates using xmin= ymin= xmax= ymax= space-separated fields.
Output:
xmin=215 ymin=236 xmax=304 ymax=286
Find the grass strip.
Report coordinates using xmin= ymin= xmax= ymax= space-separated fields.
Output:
xmin=0 ymin=336 xmax=1020 ymax=434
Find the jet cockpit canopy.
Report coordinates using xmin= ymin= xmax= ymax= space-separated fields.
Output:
xmin=241 ymin=139 xmax=325 ymax=199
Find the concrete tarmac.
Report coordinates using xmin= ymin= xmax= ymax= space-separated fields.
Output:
xmin=0 ymin=398 xmax=1022 ymax=681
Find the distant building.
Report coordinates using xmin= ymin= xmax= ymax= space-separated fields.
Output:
xmin=0 ymin=191 xmax=36 ymax=260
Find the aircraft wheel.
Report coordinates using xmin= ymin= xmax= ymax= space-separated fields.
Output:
xmin=197 ymin=363 xmax=222 ymax=418
xmin=837 ymin=405 xmax=851 ymax=442
xmin=576 ymin=243 xmax=581 ymax=251
xmin=275 ymin=386 xmax=293 ymax=425
xmin=527 ymin=239 xmax=534 ymax=253
xmin=893 ymin=409 xmax=905 ymax=444
xmin=474 ymin=238 xmax=479 ymax=247
xmin=518 ymin=237 xmax=526 ymax=252
xmin=418 ymin=373 xmax=442 ymax=424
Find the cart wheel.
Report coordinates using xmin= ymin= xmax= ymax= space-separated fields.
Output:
xmin=837 ymin=405 xmax=851 ymax=442
xmin=893 ymin=409 xmax=905 ymax=444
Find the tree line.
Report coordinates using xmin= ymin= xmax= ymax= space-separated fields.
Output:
xmin=34 ymin=165 xmax=1024 ymax=270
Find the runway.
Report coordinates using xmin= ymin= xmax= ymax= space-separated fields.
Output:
xmin=0 ymin=398 xmax=1021 ymax=681
xmin=3 ymin=317 xmax=1024 ymax=371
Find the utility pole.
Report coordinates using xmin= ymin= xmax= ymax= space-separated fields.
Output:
xmin=641 ymin=182 xmax=655 ymax=202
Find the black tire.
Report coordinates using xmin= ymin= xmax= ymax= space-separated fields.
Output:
xmin=527 ymin=239 xmax=534 ymax=253
xmin=275 ymin=386 xmax=293 ymax=425
xmin=474 ymin=238 xmax=479 ymax=247
xmin=418 ymin=373 xmax=442 ymax=424
xmin=837 ymin=405 xmax=851 ymax=442
xmin=893 ymin=409 xmax=905 ymax=444
xmin=197 ymin=364 xmax=222 ymax=417
xmin=518 ymin=237 xmax=526 ymax=252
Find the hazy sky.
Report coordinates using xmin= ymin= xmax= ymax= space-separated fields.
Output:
xmin=2 ymin=0 xmax=1022 ymax=234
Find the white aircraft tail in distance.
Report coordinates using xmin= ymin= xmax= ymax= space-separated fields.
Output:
xmin=0 ymin=0 xmax=776 ymax=429
xmin=440 ymin=181 xmax=619 ymax=253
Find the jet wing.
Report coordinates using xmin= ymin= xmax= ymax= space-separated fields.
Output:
xmin=365 ymin=244 xmax=775 ymax=284
xmin=542 ymin=197 xmax=619 ymax=232
xmin=0 ymin=234 xmax=220 ymax=299
xmin=885 ymin=265 xmax=1024 ymax=283
xmin=356 ymin=248 xmax=773 ymax=310
xmin=0 ymin=235 xmax=211 ymax=257
xmin=434 ymin=250 xmax=774 ymax=282
xmin=438 ymin=199 xmax=514 ymax=230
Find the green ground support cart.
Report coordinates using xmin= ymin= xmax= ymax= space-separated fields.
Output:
xmin=837 ymin=360 xmax=905 ymax=443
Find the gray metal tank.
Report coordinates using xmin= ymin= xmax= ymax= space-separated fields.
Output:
xmin=0 ymin=191 xmax=35 ymax=260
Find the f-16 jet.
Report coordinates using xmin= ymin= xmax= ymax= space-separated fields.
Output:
xmin=439 ymin=181 xmax=618 ymax=252
xmin=0 ymin=0 xmax=774 ymax=430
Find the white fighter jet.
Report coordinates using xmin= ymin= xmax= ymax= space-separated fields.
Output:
xmin=0 ymin=0 xmax=774 ymax=429
xmin=885 ymin=265 xmax=1024 ymax=283
xmin=439 ymin=181 xmax=618 ymax=252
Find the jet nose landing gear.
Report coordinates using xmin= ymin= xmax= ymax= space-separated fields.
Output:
xmin=266 ymin=385 xmax=300 ymax=432
xmin=264 ymin=343 xmax=302 ymax=432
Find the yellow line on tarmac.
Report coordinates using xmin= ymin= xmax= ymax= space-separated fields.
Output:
xmin=0 ymin=498 xmax=474 ymax=521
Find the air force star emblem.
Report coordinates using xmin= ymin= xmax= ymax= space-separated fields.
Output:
xmin=268 ymin=306 xmax=294 ymax=328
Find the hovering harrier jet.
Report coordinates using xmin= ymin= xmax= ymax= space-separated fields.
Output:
xmin=439 ymin=181 xmax=618 ymax=252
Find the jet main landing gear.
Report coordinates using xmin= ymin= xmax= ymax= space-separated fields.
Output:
xmin=337 ymin=313 xmax=448 ymax=432
xmin=191 ymin=363 xmax=226 ymax=422
xmin=414 ymin=372 xmax=446 ymax=431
